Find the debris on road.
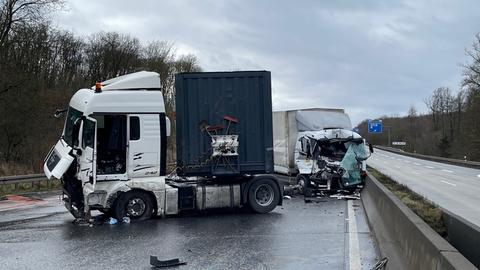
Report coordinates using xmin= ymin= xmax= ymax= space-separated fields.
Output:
xmin=107 ymin=217 xmax=118 ymax=225
xmin=330 ymin=191 xmax=360 ymax=200
xmin=150 ymin=256 xmax=186 ymax=268
xmin=371 ymin=257 xmax=388 ymax=270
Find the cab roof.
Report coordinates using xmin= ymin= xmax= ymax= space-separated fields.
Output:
xmin=70 ymin=71 xmax=165 ymax=114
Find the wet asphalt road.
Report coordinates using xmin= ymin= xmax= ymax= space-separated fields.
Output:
xmin=0 ymin=192 xmax=378 ymax=270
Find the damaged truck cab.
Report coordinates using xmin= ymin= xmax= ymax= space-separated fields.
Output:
xmin=295 ymin=128 xmax=371 ymax=194
xmin=273 ymin=109 xmax=372 ymax=195
xmin=44 ymin=71 xmax=282 ymax=222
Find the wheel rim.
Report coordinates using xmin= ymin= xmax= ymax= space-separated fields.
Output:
xmin=255 ymin=184 xmax=274 ymax=206
xmin=126 ymin=198 xmax=146 ymax=217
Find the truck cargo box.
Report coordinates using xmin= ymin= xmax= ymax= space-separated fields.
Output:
xmin=273 ymin=108 xmax=352 ymax=175
xmin=175 ymin=71 xmax=274 ymax=176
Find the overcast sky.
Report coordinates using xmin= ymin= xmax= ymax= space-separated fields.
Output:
xmin=54 ymin=0 xmax=479 ymax=125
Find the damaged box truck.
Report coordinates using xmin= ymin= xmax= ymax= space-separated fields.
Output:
xmin=43 ymin=71 xmax=282 ymax=222
xmin=273 ymin=109 xmax=372 ymax=195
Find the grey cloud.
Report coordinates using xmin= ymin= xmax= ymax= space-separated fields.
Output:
xmin=54 ymin=0 xmax=480 ymax=124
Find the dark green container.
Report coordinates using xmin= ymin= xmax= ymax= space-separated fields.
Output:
xmin=175 ymin=71 xmax=273 ymax=177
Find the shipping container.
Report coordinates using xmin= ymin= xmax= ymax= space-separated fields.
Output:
xmin=175 ymin=71 xmax=273 ymax=176
xmin=273 ymin=108 xmax=352 ymax=175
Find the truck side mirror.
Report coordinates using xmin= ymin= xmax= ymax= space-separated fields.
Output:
xmin=54 ymin=108 xmax=67 ymax=118
xmin=368 ymin=143 xmax=374 ymax=153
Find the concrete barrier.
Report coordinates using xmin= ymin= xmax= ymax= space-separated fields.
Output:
xmin=443 ymin=209 xmax=480 ymax=268
xmin=362 ymin=172 xmax=477 ymax=270
xmin=374 ymin=145 xmax=480 ymax=169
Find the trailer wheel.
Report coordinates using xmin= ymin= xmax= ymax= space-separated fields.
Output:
xmin=114 ymin=190 xmax=154 ymax=221
xmin=248 ymin=179 xmax=280 ymax=214
xmin=296 ymin=174 xmax=310 ymax=195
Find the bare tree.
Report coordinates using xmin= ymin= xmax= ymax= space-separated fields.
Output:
xmin=0 ymin=0 xmax=61 ymax=47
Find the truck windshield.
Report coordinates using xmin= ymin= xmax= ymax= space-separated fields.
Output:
xmin=63 ymin=107 xmax=83 ymax=146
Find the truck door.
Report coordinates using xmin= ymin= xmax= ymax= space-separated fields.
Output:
xmin=78 ymin=117 xmax=97 ymax=187
xmin=128 ymin=114 xmax=161 ymax=177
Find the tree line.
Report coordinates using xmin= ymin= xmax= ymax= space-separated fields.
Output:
xmin=0 ymin=0 xmax=201 ymax=175
xmin=358 ymin=33 xmax=480 ymax=161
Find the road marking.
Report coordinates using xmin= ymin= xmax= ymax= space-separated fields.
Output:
xmin=414 ymin=163 xmax=422 ymax=166
xmin=347 ymin=200 xmax=361 ymax=270
xmin=441 ymin=180 xmax=456 ymax=187
xmin=441 ymin=169 xmax=454 ymax=173
xmin=425 ymin=166 xmax=435 ymax=169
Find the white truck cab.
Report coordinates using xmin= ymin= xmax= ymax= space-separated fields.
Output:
xmin=44 ymin=71 xmax=282 ymax=222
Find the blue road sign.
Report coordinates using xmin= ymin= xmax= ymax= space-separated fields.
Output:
xmin=368 ymin=120 xmax=383 ymax=133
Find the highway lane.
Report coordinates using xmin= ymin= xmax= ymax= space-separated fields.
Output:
xmin=367 ymin=148 xmax=480 ymax=227
xmin=0 ymin=191 xmax=378 ymax=270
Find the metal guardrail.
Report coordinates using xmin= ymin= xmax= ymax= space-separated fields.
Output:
xmin=0 ymin=173 xmax=46 ymax=184
xmin=0 ymin=174 xmax=60 ymax=194
xmin=374 ymin=145 xmax=480 ymax=169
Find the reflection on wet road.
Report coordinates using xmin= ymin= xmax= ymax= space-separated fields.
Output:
xmin=0 ymin=192 xmax=378 ymax=269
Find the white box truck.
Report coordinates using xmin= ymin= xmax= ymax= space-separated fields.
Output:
xmin=273 ymin=109 xmax=372 ymax=195
xmin=43 ymin=71 xmax=282 ymax=222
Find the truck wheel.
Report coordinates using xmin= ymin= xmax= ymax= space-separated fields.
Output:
xmin=248 ymin=179 xmax=280 ymax=214
xmin=114 ymin=190 xmax=154 ymax=221
xmin=296 ymin=174 xmax=310 ymax=195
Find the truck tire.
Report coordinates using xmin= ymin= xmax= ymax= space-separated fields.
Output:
xmin=296 ymin=174 xmax=310 ymax=195
xmin=248 ymin=178 xmax=280 ymax=214
xmin=113 ymin=190 xmax=154 ymax=221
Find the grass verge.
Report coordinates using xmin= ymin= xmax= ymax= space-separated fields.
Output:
xmin=367 ymin=167 xmax=447 ymax=238
xmin=0 ymin=179 xmax=62 ymax=197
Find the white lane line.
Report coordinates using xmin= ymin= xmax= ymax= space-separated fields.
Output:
xmin=414 ymin=163 xmax=422 ymax=166
xmin=441 ymin=180 xmax=456 ymax=187
xmin=425 ymin=166 xmax=435 ymax=169
xmin=441 ymin=169 xmax=454 ymax=173
xmin=347 ymin=200 xmax=361 ymax=270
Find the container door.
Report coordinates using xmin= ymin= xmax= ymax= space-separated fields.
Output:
xmin=128 ymin=114 xmax=160 ymax=177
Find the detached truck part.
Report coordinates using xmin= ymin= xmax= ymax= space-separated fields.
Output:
xmin=273 ymin=109 xmax=371 ymax=194
xmin=43 ymin=71 xmax=282 ymax=221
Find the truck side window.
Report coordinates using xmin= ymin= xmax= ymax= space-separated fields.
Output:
xmin=130 ymin=116 xmax=140 ymax=140
xmin=82 ymin=119 xmax=95 ymax=149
